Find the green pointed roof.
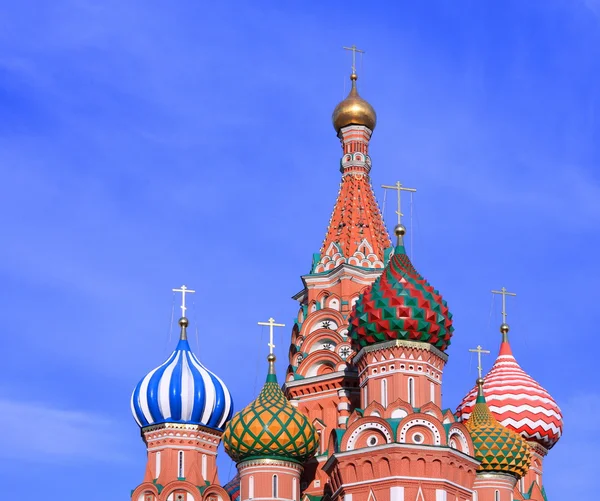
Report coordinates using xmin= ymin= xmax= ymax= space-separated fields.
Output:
xmin=223 ymin=355 xmax=319 ymax=464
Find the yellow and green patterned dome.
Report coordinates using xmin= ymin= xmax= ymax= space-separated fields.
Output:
xmin=465 ymin=379 xmax=531 ymax=478
xmin=223 ymin=355 xmax=319 ymax=464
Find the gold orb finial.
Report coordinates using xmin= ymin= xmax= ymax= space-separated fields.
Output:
xmin=332 ymin=73 xmax=377 ymax=133
xmin=179 ymin=317 xmax=189 ymax=328
xmin=394 ymin=224 xmax=406 ymax=237
xmin=267 ymin=353 xmax=276 ymax=363
xmin=500 ymin=323 xmax=509 ymax=334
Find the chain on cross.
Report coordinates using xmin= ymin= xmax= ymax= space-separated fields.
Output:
xmin=382 ymin=181 xmax=417 ymax=226
xmin=172 ymin=285 xmax=196 ymax=318
xmin=258 ymin=317 xmax=286 ymax=355
xmin=343 ymin=45 xmax=365 ymax=75
xmin=469 ymin=345 xmax=491 ymax=379
xmin=491 ymin=287 xmax=517 ymax=325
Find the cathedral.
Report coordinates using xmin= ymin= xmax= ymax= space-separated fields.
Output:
xmin=129 ymin=62 xmax=563 ymax=501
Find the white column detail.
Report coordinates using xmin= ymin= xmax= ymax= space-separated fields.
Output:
xmin=390 ymin=486 xmax=404 ymax=501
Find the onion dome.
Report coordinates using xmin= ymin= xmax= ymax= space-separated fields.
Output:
xmin=456 ymin=325 xmax=563 ymax=449
xmin=223 ymin=354 xmax=319 ymax=464
xmin=131 ymin=317 xmax=234 ymax=430
xmin=466 ymin=379 xmax=531 ymax=478
xmin=332 ymin=73 xmax=377 ymax=133
xmin=224 ymin=474 xmax=240 ymax=501
xmin=348 ymin=225 xmax=454 ymax=352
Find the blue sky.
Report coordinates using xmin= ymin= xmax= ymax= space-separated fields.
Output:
xmin=0 ymin=0 xmax=598 ymax=499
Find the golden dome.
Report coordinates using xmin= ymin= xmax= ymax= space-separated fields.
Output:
xmin=332 ymin=73 xmax=377 ymax=133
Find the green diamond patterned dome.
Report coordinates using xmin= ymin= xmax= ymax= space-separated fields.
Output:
xmin=223 ymin=356 xmax=319 ymax=464
xmin=349 ymin=242 xmax=454 ymax=352
xmin=466 ymin=381 xmax=531 ymax=478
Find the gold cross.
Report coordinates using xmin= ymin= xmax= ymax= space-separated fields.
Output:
xmin=491 ymin=287 xmax=517 ymax=324
xmin=172 ymin=285 xmax=196 ymax=318
xmin=343 ymin=45 xmax=365 ymax=74
xmin=381 ymin=181 xmax=417 ymax=225
xmin=258 ymin=317 xmax=286 ymax=355
xmin=469 ymin=345 xmax=491 ymax=379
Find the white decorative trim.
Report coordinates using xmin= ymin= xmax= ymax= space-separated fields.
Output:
xmin=398 ymin=419 xmax=442 ymax=445
xmin=346 ymin=422 xmax=392 ymax=450
xmin=448 ymin=428 xmax=470 ymax=454
xmin=330 ymin=474 xmax=474 ymax=499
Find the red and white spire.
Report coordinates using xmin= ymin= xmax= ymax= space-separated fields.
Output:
xmin=456 ymin=290 xmax=563 ymax=451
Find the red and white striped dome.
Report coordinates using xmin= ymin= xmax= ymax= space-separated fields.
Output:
xmin=456 ymin=330 xmax=563 ymax=450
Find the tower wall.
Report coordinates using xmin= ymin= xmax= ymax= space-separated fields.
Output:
xmin=131 ymin=424 xmax=223 ymax=501
xmin=473 ymin=473 xmax=517 ymax=501
xmin=355 ymin=341 xmax=447 ymax=410
xmin=237 ymin=459 xmax=303 ymax=501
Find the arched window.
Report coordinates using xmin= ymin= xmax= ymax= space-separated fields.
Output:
xmin=381 ymin=378 xmax=388 ymax=407
xmin=249 ymin=475 xmax=254 ymax=499
xmin=363 ymin=385 xmax=368 ymax=406
xmin=202 ymin=453 xmax=207 ymax=479
xmin=494 ymin=490 xmax=500 ymax=501
xmin=272 ymin=474 xmax=278 ymax=498
xmin=155 ymin=451 xmax=161 ymax=477
xmin=178 ymin=450 xmax=184 ymax=478
xmin=321 ymin=294 xmax=329 ymax=308
xmin=430 ymin=382 xmax=435 ymax=404
xmin=292 ymin=477 xmax=298 ymax=501
xmin=408 ymin=377 xmax=415 ymax=406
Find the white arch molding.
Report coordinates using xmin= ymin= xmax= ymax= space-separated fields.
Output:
xmin=346 ymin=422 xmax=392 ymax=450
xmin=398 ymin=419 xmax=442 ymax=445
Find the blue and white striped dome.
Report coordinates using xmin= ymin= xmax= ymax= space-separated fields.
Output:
xmin=131 ymin=318 xmax=233 ymax=430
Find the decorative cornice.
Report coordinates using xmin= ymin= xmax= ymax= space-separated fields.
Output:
xmin=238 ymin=458 xmax=304 ymax=471
xmin=322 ymin=441 xmax=479 ymax=473
xmin=142 ymin=422 xmax=223 ymax=438
xmin=475 ymin=472 xmax=518 ymax=482
xmin=353 ymin=339 xmax=448 ymax=364
xmin=526 ymin=441 xmax=549 ymax=457
xmin=283 ymin=369 xmax=358 ymax=391
xmin=303 ymin=262 xmax=385 ymax=286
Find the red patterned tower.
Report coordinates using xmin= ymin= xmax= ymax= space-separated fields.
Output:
xmin=283 ymin=68 xmax=391 ymax=496
xmin=456 ymin=291 xmax=563 ymax=501
xmin=130 ymin=313 xmax=234 ymax=501
xmin=349 ymin=224 xmax=453 ymax=412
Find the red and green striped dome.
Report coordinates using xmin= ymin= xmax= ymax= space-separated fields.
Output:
xmin=349 ymin=243 xmax=453 ymax=352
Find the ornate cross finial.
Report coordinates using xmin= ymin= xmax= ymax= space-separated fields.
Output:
xmin=343 ymin=45 xmax=365 ymax=74
xmin=469 ymin=345 xmax=491 ymax=379
xmin=491 ymin=287 xmax=517 ymax=325
xmin=172 ymin=285 xmax=196 ymax=318
xmin=258 ymin=317 xmax=286 ymax=355
xmin=382 ymin=181 xmax=417 ymax=226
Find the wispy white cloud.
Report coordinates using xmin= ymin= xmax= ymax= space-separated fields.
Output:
xmin=0 ymin=396 xmax=132 ymax=463
xmin=583 ymin=0 xmax=600 ymax=17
